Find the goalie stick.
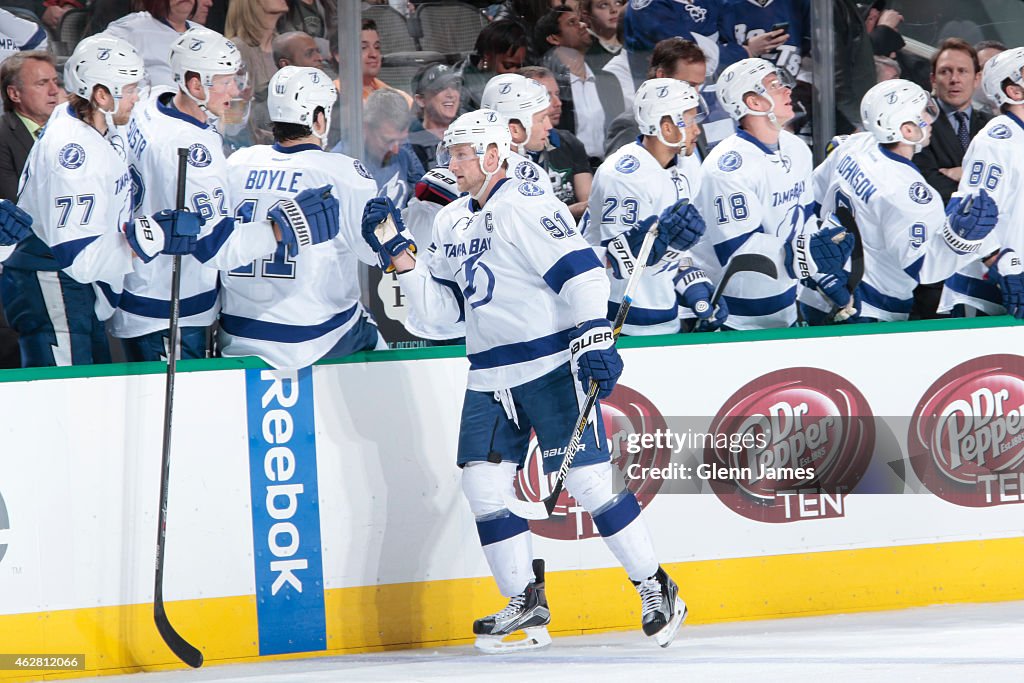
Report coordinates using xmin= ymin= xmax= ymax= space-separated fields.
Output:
xmin=502 ymin=222 xmax=661 ymax=521
xmin=153 ymin=148 xmax=203 ymax=668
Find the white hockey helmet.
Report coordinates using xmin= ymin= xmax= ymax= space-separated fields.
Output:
xmin=860 ymin=78 xmax=939 ymax=153
xmin=441 ymin=108 xmax=513 ymax=199
xmin=268 ymin=66 xmax=337 ymax=145
xmin=716 ymin=57 xmax=793 ymax=124
xmin=64 ymin=34 xmax=146 ymax=101
xmin=634 ymin=78 xmax=708 ymax=150
xmin=481 ymin=73 xmax=551 ymax=150
xmin=170 ymin=26 xmax=246 ymax=108
xmin=982 ymin=46 xmax=1024 ymax=108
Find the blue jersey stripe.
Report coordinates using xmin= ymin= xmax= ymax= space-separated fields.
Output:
xmin=221 ymin=303 xmax=359 ymax=343
xmin=118 ymin=285 xmax=219 ymax=319
xmin=193 ymin=216 xmax=237 ymax=263
xmin=21 ymin=27 xmax=46 ymax=50
xmin=468 ymin=328 xmax=572 ymax=371
xmin=714 ymin=227 xmax=764 ymax=266
xmin=49 ymin=235 xmax=99 ymax=270
xmin=723 ymin=285 xmax=796 ymax=316
xmin=607 ymin=300 xmax=677 ymax=326
xmin=431 ymin=275 xmax=466 ymax=323
xmin=945 ymin=272 xmax=1002 ymax=305
xmin=543 ymin=248 xmax=602 ymax=294
xmin=859 ymin=281 xmax=913 ymax=314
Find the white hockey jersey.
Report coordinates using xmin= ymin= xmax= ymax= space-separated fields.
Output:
xmin=11 ymin=104 xmax=136 ymax=319
xmin=397 ymin=177 xmax=607 ymax=391
xmin=810 ymin=132 xmax=981 ymax=321
xmin=104 ymin=13 xmax=195 ymax=88
xmin=507 ymin=150 xmax=555 ymax=195
xmin=220 ymin=143 xmax=379 ymax=368
xmin=692 ymin=129 xmax=813 ymax=329
xmin=402 ymin=197 xmax=466 ymax=341
xmin=111 ymin=89 xmax=278 ymax=339
xmin=586 ymin=141 xmax=702 ymax=335
xmin=0 ymin=9 xmax=47 ymax=84
xmin=939 ymin=112 xmax=1024 ymax=315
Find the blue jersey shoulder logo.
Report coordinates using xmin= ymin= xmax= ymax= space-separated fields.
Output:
xmin=58 ymin=143 xmax=85 ymax=170
xmin=519 ymin=181 xmax=543 ymax=196
xmin=187 ymin=143 xmax=212 ymax=167
xmin=615 ymin=154 xmax=640 ymax=174
xmin=718 ymin=151 xmax=742 ymax=172
xmin=630 ymin=0 xmax=653 ymax=9
xmin=908 ymin=182 xmax=933 ymax=205
xmin=989 ymin=124 xmax=1012 ymax=139
xmin=515 ymin=162 xmax=539 ymax=181
xmin=354 ymin=159 xmax=373 ymax=179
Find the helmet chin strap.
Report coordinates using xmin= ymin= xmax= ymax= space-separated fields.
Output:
xmin=313 ymin=114 xmax=330 ymax=148
xmin=472 ymin=153 xmax=499 ymax=202
xmin=182 ymin=81 xmax=221 ymax=131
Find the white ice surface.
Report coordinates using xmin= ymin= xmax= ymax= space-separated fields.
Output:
xmin=86 ymin=601 xmax=1024 ymax=683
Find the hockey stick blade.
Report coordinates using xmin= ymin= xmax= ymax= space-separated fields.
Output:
xmin=155 ymin=598 xmax=203 ymax=668
xmin=501 ymin=225 xmax=660 ymax=521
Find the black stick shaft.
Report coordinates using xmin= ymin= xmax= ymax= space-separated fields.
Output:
xmin=153 ymin=148 xmax=203 ymax=668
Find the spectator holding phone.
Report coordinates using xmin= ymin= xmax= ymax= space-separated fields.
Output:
xmin=718 ymin=0 xmax=810 ymax=81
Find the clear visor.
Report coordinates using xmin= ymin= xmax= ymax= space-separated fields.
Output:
xmin=765 ymin=68 xmax=796 ymax=92
xmin=435 ymin=143 xmax=481 ymax=167
xmin=920 ymin=95 xmax=940 ymax=126
xmin=121 ymin=76 xmax=151 ymax=101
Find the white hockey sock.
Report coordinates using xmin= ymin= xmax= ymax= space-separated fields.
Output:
xmin=565 ymin=463 xmax=658 ymax=582
xmin=463 ymin=461 xmax=534 ymax=597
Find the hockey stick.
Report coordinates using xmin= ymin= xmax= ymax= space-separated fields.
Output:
xmin=153 ymin=148 xmax=203 ymax=669
xmin=829 ymin=206 xmax=862 ymax=322
xmin=502 ymin=223 xmax=661 ymax=521
xmin=692 ymin=252 xmax=779 ymax=331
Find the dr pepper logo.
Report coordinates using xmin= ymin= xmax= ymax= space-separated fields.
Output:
xmin=515 ymin=384 xmax=670 ymax=541
xmin=908 ymin=354 xmax=1024 ymax=507
xmin=704 ymin=368 xmax=874 ymax=523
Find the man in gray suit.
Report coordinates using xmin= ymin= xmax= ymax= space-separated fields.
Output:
xmin=0 ymin=50 xmax=60 ymax=367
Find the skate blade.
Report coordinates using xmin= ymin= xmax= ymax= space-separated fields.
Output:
xmin=654 ymin=598 xmax=687 ymax=648
xmin=474 ymin=626 xmax=552 ymax=653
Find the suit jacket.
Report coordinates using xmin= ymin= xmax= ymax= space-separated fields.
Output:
xmin=0 ymin=111 xmax=35 ymax=202
xmin=913 ymin=107 xmax=992 ymax=203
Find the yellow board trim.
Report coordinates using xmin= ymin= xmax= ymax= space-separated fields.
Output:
xmin=2 ymin=537 xmax=1021 ymax=681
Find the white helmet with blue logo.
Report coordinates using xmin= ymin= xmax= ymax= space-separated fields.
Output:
xmin=481 ymin=73 xmax=550 ymax=150
xmin=170 ymin=26 xmax=246 ymax=111
xmin=634 ymin=77 xmax=707 ymax=151
xmin=64 ymin=34 xmax=145 ymax=101
xmin=861 ymin=78 xmax=939 ymax=153
xmin=982 ymin=46 xmax=1024 ymax=108
xmin=716 ymin=57 xmax=792 ymax=125
xmin=268 ymin=66 xmax=337 ymax=145
xmin=441 ymin=108 xmax=513 ymax=199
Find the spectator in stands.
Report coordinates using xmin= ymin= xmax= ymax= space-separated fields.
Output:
xmin=456 ymin=19 xmax=529 ymax=113
xmin=332 ymin=89 xmax=423 ymax=208
xmin=278 ymin=0 xmax=334 ymax=42
xmin=974 ymin=40 xmax=1007 ymax=114
xmin=910 ymin=38 xmax=991 ymax=320
xmin=874 ymin=55 xmax=900 ymax=81
xmin=227 ymin=0 xmax=288 ymax=145
xmin=860 ymin=2 xmax=929 ymax=89
xmin=612 ymin=0 xmax=719 ymax=109
xmin=604 ymin=37 xmax=705 ymax=158
xmin=518 ymin=65 xmax=592 ymax=218
xmin=359 ymin=17 xmax=412 ymax=106
xmin=0 ymin=50 xmax=58 ymax=369
xmin=0 ymin=8 xmax=47 ymax=80
xmin=273 ymin=30 xmax=326 ymax=69
xmin=717 ymin=0 xmax=808 ymax=81
xmin=408 ymin=63 xmax=460 ymax=170
xmin=580 ymin=0 xmax=623 ymax=71
xmin=105 ymin=0 xmax=212 ymax=88
xmin=536 ymin=5 xmax=623 ymax=165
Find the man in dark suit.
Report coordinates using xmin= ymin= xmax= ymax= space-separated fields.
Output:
xmin=912 ymin=38 xmax=991 ymax=319
xmin=0 ymin=50 xmax=60 ymax=368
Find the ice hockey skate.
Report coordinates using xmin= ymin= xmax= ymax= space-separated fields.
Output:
xmin=473 ymin=559 xmax=551 ymax=653
xmin=633 ymin=566 xmax=687 ymax=647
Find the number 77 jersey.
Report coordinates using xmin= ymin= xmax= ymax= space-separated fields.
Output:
xmin=940 ymin=113 xmax=1024 ymax=315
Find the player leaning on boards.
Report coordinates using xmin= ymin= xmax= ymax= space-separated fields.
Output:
xmin=480 ymin=73 xmax=556 ymax=195
xmin=0 ymin=36 xmax=199 ymax=367
xmin=806 ymin=79 xmax=999 ymax=324
xmin=586 ymin=78 xmax=724 ymax=335
xmin=939 ymin=47 xmax=1024 ymax=319
xmin=115 ymin=26 xmax=340 ymax=362
xmin=360 ymin=110 xmax=685 ymax=651
xmin=691 ymin=58 xmax=854 ymax=330
xmin=220 ymin=66 xmax=384 ymax=369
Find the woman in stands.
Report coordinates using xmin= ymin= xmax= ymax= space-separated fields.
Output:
xmin=105 ymin=0 xmax=212 ymax=88
xmin=456 ymin=19 xmax=529 ymax=114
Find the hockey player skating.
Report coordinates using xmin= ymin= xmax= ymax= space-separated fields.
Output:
xmin=692 ymin=58 xmax=853 ymax=329
xmin=360 ymin=109 xmax=686 ymax=652
xmin=587 ymin=78 xmax=724 ymax=335
xmin=480 ymin=73 xmax=556 ymax=194
xmin=939 ymin=47 xmax=1024 ymax=318
xmin=219 ymin=66 xmax=384 ymax=369
xmin=807 ymin=79 xmax=999 ymax=323
xmin=0 ymin=35 xmax=201 ymax=366
xmin=116 ymin=26 xmax=340 ymax=361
